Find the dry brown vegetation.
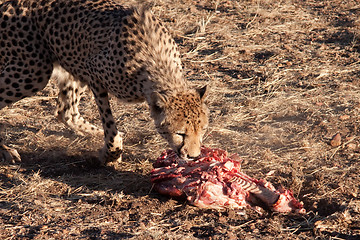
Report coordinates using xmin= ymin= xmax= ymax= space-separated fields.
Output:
xmin=1 ymin=0 xmax=360 ymax=239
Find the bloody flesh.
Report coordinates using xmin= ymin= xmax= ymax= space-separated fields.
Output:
xmin=151 ymin=147 xmax=305 ymax=214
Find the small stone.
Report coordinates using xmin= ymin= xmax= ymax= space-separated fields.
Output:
xmin=330 ymin=133 xmax=341 ymax=147
xmin=347 ymin=143 xmax=357 ymax=150
xmin=339 ymin=115 xmax=350 ymax=121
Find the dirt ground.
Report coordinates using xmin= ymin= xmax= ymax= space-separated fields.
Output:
xmin=1 ymin=0 xmax=360 ymax=239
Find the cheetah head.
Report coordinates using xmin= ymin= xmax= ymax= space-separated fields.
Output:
xmin=150 ymin=86 xmax=208 ymax=159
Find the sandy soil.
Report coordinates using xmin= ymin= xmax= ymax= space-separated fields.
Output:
xmin=1 ymin=0 xmax=360 ymax=239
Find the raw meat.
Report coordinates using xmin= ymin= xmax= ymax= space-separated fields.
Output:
xmin=151 ymin=147 xmax=305 ymax=214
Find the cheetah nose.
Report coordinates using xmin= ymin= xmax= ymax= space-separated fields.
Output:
xmin=179 ymin=147 xmax=200 ymax=160
xmin=188 ymin=150 xmax=201 ymax=159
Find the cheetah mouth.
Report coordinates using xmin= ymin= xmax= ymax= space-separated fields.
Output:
xmin=176 ymin=151 xmax=195 ymax=161
xmin=178 ymin=156 xmax=194 ymax=164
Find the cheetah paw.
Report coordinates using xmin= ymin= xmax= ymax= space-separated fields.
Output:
xmin=0 ymin=145 xmax=21 ymax=164
xmin=100 ymin=147 xmax=123 ymax=166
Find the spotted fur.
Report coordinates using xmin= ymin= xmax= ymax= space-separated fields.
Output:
xmin=0 ymin=0 xmax=208 ymax=164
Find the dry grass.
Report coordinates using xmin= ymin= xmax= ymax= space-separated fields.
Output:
xmin=1 ymin=0 xmax=360 ymax=239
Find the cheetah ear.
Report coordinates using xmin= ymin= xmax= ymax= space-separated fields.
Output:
xmin=150 ymin=92 xmax=168 ymax=114
xmin=197 ymin=85 xmax=207 ymax=101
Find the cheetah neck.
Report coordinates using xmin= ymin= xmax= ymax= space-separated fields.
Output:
xmin=142 ymin=71 xmax=189 ymax=105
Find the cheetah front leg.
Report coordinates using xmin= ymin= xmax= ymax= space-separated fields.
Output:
xmin=0 ymin=55 xmax=53 ymax=163
xmin=88 ymin=83 xmax=123 ymax=165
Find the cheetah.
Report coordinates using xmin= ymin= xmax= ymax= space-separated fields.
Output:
xmin=0 ymin=0 xmax=209 ymax=164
